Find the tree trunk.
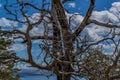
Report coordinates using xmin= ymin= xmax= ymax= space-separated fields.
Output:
xmin=57 ymin=74 xmax=71 ymax=80
xmin=56 ymin=63 xmax=72 ymax=80
xmin=52 ymin=1 xmax=73 ymax=80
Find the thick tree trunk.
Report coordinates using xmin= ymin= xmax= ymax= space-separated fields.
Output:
xmin=56 ymin=63 xmax=73 ymax=80
xmin=51 ymin=1 xmax=73 ymax=80
xmin=57 ymin=74 xmax=71 ymax=80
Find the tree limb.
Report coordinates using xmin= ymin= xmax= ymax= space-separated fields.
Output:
xmin=72 ymin=0 xmax=95 ymax=41
xmin=89 ymin=19 xmax=120 ymax=28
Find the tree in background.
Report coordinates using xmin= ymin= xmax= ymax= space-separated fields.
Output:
xmin=77 ymin=48 xmax=120 ymax=80
xmin=0 ymin=0 xmax=120 ymax=80
xmin=0 ymin=29 xmax=19 ymax=80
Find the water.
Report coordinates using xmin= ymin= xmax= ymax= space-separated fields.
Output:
xmin=14 ymin=69 xmax=85 ymax=80
xmin=20 ymin=75 xmax=56 ymax=80
xmin=14 ymin=69 xmax=57 ymax=80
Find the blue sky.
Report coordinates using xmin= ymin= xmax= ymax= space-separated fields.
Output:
xmin=64 ymin=0 xmax=120 ymax=15
xmin=0 ymin=0 xmax=120 ymax=57
xmin=0 ymin=0 xmax=120 ymax=60
xmin=0 ymin=0 xmax=120 ymax=80
xmin=0 ymin=0 xmax=120 ymax=17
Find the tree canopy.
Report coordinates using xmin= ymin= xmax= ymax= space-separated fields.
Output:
xmin=0 ymin=28 xmax=19 ymax=80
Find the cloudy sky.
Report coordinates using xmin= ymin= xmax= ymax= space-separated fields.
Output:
xmin=0 ymin=2 xmax=120 ymax=80
xmin=0 ymin=0 xmax=120 ymax=59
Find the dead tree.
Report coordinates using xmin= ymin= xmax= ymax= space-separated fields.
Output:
xmin=1 ymin=0 xmax=120 ymax=80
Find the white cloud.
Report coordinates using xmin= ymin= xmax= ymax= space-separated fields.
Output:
xmin=86 ymin=2 xmax=120 ymax=41
xmin=30 ymin=26 xmax=44 ymax=36
xmin=29 ymin=13 xmax=41 ymax=23
xmin=18 ymin=1 xmax=120 ymax=44
xmin=9 ymin=44 xmax=26 ymax=52
xmin=0 ymin=17 xmax=18 ymax=27
xmin=67 ymin=2 xmax=120 ymax=50
xmin=68 ymin=2 xmax=75 ymax=8
xmin=19 ymin=24 xmax=27 ymax=32
xmin=5 ymin=1 xmax=120 ymax=54
xmin=67 ymin=12 xmax=112 ymax=41
xmin=19 ymin=13 xmax=53 ymax=37
xmin=91 ymin=11 xmax=119 ymax=23
xmin=66 ymin=13 xmax=84 ymax=32
xmin=110 ymin=2 xmax=120 ymax=16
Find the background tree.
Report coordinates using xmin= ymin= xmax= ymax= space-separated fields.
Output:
xmin=76 ymin=48 xmax=120 ymax=80
xmin=0 ymin=28 xmax=19 ymax=80
xmin=0 ymin=0 xmax=120 ymax=80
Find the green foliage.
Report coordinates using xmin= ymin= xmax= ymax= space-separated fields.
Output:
xmin=0 ymin=71 xmax=19 ymax=80
xmin=78 ymin=48 xmax=120 ymax=80
xmin=0 ymin=30 xmax=19 ymax=80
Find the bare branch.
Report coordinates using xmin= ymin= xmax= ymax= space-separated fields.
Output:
xmin=89 ymin=19 xmax=120 ymax=28
xmin=0 ymin=30 xmax=25 ymax=35
xmin=72 ymin=0 xmax=95 ymax=40
xmin=31 ymin=36 xmax=57 ymax=40
xmin=110 ymin=74 xmax=120 ymax=80
xmin=52 ymin=0 xmax=69 ymax=28
xmin=105 ymin=40 xmax=120 ymax=79
xmin=11 ymin=56 xmax=51 ymax=70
